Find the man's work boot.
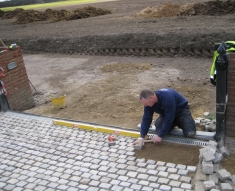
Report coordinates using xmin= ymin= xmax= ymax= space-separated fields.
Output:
xmin=186 ymin=131 xmax=196 ymax=138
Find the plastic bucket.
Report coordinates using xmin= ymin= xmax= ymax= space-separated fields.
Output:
xmin=51 ymin=94 xmax=66 ymax=109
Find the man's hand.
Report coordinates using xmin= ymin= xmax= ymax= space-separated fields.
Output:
xmin=133 ymin=137 xmax=144 ymax=146
xmin=152 ymin=135 xmax=162 ymax=143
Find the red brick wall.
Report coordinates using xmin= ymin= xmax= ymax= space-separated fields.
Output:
xmin=0 ymin=46 xmax=35 ymax=111
xmin=227 ymin=53 xmax=235 ymax=137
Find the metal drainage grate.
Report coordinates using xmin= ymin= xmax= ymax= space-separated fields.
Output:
xmin=147 ymin=134 xmax=207 ymax=146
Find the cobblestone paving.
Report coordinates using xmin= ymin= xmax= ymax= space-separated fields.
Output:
xmin=0 ymin=112 xmax=196 ymax=191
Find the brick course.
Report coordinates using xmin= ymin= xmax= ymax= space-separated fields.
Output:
xmin=0 ymin=46 xmax=35 ymax=111
xmin=227 ymin=52 xmax=235 ymax=136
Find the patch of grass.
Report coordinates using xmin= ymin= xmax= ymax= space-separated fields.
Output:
xmin=205 ymin=114 xmax=216 ymax=121
xmin=1 ymin=0 xmax=96 ymax=11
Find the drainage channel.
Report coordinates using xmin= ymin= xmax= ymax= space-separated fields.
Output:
xmin=147 ymin=134 xmax=208 ymax=147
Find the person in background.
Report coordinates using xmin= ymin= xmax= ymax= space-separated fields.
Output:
xmin=0 ymin=67 xmax=9 ymax=112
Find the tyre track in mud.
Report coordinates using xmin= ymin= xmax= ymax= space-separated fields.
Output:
xmin=3 ymin=33 xmax=225 ymax=58
xmin=2 ymin=39 xmax=215 ymax=58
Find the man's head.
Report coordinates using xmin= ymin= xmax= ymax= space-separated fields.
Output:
xmin=139 ymin=89 xmax=157 ymax=107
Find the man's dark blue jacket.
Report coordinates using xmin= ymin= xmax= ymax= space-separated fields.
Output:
xmin=141 ymin=88 xmax=188 ymax=138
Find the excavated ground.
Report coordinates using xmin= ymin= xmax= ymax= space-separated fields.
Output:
xmin=0 ymin=0 xmax=235 ymax=56
xmin=1 ymin=0 xmax=235 ymax=172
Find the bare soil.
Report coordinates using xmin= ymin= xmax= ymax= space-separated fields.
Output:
xmin=136 ymin=1 xmax=235 ymax=18
xmin=1 ymin=0 xmax=235 ymax=169
xmin=2 ymin=1 xmax=235 ymax=23
xmin=135 ymin=142 xmax=200 ymax=166
xmin=221 ymin=153 xmax=235 ymax=175
xmin=23 ymin=54 xmax=214 ymax=129
xmin=0 ymin=6 xmax=112 ymax=24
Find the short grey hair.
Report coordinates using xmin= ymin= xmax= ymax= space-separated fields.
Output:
xmin=139 ymin=89 xmax=154 ymax=100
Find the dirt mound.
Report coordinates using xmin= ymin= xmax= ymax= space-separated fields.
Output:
xmin=136 ymin=1 xmax=235 ymax=18
xmin=0 ymin=8 xmax=24 ymax=19
xmin=14 ymin=10 xmax=48 ymax=24
xmin=0 ymin=9 xmax=4 ymax=18
xmin=179 ymin=1 xmax=235 ymax=16
xmin=0 ymin=6 xmax=111 ymax=24
xmin=136 ymin=3 xmax=180 ymax=18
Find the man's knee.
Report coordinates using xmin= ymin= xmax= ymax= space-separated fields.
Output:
xmin=178 ymin=111 xmax=196 ymax=138
xmin=183 ymin=119 xmax=196 ymax=138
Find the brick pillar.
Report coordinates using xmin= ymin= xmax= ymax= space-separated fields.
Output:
xmin=0 ymin=46 xmax=35 ymax=111
xmin=227 ymin=52 xmax=235 ymax=137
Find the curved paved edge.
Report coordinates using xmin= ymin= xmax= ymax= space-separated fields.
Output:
xmin=0 ymin=111 xmax=196 ymax=191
